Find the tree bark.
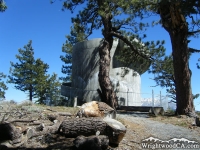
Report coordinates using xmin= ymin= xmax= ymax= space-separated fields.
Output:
xmin=58 ymin=117 xmax=107 ymax=138
xmin=97 ymin=0 xmax=118 ymax=109
xmin=29 ymin=84 xmax=33 ymax=102
xmin=159 ymin=1 xmax=195 ymax=116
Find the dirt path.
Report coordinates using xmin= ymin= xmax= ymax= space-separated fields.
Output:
xmin=116 ymin=114 xmax=200 ymax=150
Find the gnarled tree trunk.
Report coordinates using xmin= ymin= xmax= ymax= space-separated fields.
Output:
xmin=97 ymin=0 xmax=118 ymax=109
xmin=98 ymin=39 xmax=118 ymax=109
xmin=159 ymin=1 xmax=195 ymax=116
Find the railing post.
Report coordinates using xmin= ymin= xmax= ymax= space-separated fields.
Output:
xmin=74 ymin=96 xmax=77 ymax=107
xmin=126 ymin=89 xmax=129 ymax=106
xmin=160 ymin=91 xmax=162 ymax=107
xmin=152 ymin=89 xmax=154 ymax=107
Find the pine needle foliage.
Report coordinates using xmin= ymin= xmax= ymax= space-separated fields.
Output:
xmin=60 ymin=23 xmax=87 ymax=82
xmin=34 ymin=58 xmax=49 ymax=103
xmin=0 ymin=72 xmax=8 ymax=99
xmin=55 ymin=0 xmax=168 ymax=109
xmin=0 ymin=0 xmax=7 ymax=12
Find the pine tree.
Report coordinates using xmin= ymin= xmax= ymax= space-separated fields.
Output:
xmin=149 ymin=54 xmax=176 ymax=100
xmin=34 ymin=59 xmax=49 ymax=104
xmin=60 ymin=23 xmax=86 ymax=82
xmin=0 ymin=72 xmax=8 ymax=99
xmin=123 ymin=0 xmax=200 ymax=116
xmin=149 ymin=53 xmax=199 ymax=103
xmin=61 ymin=0 xmax=120 ymax=108
xmin=8 ymin=41 xmax=36 ymax=101
xmin=158 ymin=0 xmax=194 ymax=116
xmin=46 ymin=73 xmax=61 ymax=105
xmin=57 ymin=0 xmax=167 ymax=108
xmin=60 ymin=0 xmax=165 ymax=109
xmin=8 ymin=41 xmax=50 ymax=102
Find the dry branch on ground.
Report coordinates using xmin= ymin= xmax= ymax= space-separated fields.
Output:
xmin=0 ymin=102 xmax=126 ymax=149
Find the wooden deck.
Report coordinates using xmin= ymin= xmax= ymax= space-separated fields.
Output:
xmin=117 ymin=106 xmax=164 ymax=116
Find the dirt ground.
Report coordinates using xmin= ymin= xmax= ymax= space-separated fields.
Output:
xmin=0 ymin=101 xmax=200 ymax=150
xmin=116 ymin=113 xmax=200 ymax=150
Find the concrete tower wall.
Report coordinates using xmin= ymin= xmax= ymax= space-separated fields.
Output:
xmin=62 ymin=38 xmax=142 ymax=106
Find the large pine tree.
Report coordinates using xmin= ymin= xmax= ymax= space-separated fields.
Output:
xmin=59 ymin=0 xmax=166 ymax=109
xmin=118 ymin=0 xmax=200 ymax=116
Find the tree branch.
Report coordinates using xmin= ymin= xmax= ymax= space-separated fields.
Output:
xmin=109 ymin=31 xmax=153 ymax=61
xmin=169 ymin=100 xmax=176 ymax=103
xmin=189 ymin=47 xmax=200 ymax=53
xmin=188 ymin=30 xmax=200 ymax=35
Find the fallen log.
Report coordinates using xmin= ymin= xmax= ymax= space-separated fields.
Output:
xmin=73 ymin=135 xmax=109 ymax=150
xmin=58 ymin=117 xmax=126 ymax=145
xmin=103 ymin=117 xmax=126 ymax=146
xmin=58 ymin=117 xmax=107 ymax=137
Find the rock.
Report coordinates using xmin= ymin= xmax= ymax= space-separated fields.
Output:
xmin=150 ymin=107 xmax=164 ymax=116
xmin=73 ymin=135 xmax=109 ymax=150
xmin=0 ymin=123 xmax=21 ymax=142
xmin=35 ymin=123 xmax=45 ymax=131
xmin=27 ymin=128 xmax=34 ymax=139
xmin=196 ymin=117 xmax=200 ymax=127
xmin=47 ymin=114 xmax=58 ymax=122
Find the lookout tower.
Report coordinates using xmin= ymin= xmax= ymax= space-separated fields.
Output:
xmin=61 ymin=38 xmax=149 ymax=106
